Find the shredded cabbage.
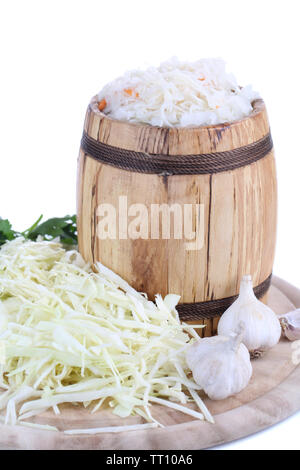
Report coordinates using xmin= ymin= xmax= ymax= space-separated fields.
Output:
xmin=98 ymin=57 xmax=259 ymax=127
xmin=64 ymin=422 xmax=158 ymax=435
xmin=0 ymin=238 xmax=213 ymax=429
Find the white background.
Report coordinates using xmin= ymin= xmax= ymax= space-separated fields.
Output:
xmin=0 ymin=0 xmax=299 ymax=450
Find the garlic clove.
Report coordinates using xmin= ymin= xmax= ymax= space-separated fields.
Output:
xmin=280 ymin=309 xmax=300 ymax=341
xmin=218 ymin=275 xmax=281 ymax=358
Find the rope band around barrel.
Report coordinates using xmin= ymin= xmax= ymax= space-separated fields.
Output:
xmin=176 ymin=273 xmax=272 ymax=321
xmin=81 ymin=131 xmax=273 ymax=175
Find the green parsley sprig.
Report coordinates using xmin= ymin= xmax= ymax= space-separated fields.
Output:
xmin=0 ymin=215 xmax=77 ymax=247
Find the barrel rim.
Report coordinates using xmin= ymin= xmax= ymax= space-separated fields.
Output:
xmin=89 ymin=95 xmax=265 ymax=132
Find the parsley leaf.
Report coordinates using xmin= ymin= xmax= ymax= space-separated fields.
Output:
xmin=28 ymin=215 xmax=77 ymax=245
xmin=0 ymin=215 xmax=77 ymax=247
xmin=0 ymin=218 xmax=19 ymax=246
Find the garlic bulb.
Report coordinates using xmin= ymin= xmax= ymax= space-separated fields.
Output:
xmin=280 ymin=309 xmax=300 ymax=341
xmin=186 ymin=329 xmax=252 ymax=400
xmin=218 ymin=275 xmax=281 ymax=357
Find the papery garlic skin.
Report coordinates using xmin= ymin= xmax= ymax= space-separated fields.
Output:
xmin=280 ymin=309 xmax=300 ymax=341
xmin=186 ymin=332 xmax=252 ymax=400
xmin=218 ymin=275 xmax=281 ymax=356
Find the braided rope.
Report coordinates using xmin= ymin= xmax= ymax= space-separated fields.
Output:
xmin=176 ymin=274 xmax=272 ymax=321
xmin=81 ymin=131 xmax=273 ymax=175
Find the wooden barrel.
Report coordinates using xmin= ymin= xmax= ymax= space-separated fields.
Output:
xmin=77 ymin=96 xmax=277 ymax=336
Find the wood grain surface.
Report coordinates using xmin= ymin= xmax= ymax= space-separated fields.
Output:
xmin=0 ymin=276 xmax=299 ymax=450
xmin=77 ymin=98 xmax=277 ymax=336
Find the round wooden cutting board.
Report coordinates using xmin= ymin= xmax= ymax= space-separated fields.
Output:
xmin=0 ymin=276 xmax=299 ymax=450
